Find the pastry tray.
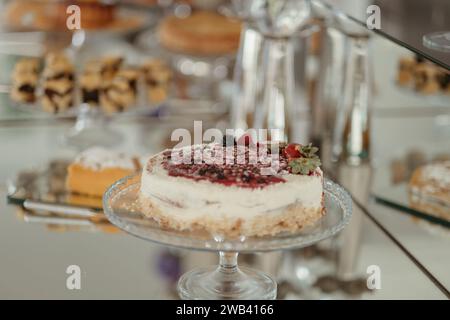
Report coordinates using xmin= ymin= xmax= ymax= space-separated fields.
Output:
xmin=372 ymin=167 xmax=450 ymax=229
xmin=15 ymin=206 xmax=120 ymax=234
xmin=6 ymin=159 xmax=105 ymax=219
xmin=0 ymin=4 xmax=156 ymax=36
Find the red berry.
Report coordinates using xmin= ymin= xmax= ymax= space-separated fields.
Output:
xmin=236 ymin=134 xmax=253 ymax=146
xmin=284 ymin=143 xmax=302 ymax=158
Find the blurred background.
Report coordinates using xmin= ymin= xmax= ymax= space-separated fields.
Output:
xmin=0 ymin=0 xmax=449 ymax=299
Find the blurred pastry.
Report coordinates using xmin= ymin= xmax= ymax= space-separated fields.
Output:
xmin=42 ymin=53 xmax=75 ymax=82
xmin=397 ymin=56 xmax=415 ymax=86
xmin=48 ymin=160 xmax=70 ymax=195
xmin=436 ymin=68 xmax=450 ymax=94
xmin=413 ymin=63 xmax=440 ymax=94
xmin=66 ymin=147 xmax=141 ymax=197
xmin=406 ymin=150 xmax=427 ymax=173
xmin=10 ymin=58 xmax=40 ymax=103
xmin=80 ymin=56 xmax=124 ymax=106
xmin=99 ymin=56 xmax=124 ymax=82
xmin=409 ymin=192 xmax=450 ymax=223
xmin=100 ymin=67 xmax=140 ymax=113
xmin=41 ymin=79 xmax=74 ymax=113
xmin=128 ymin=0 xmax=159 ymax=6
xmin=80 ymin=62 xmax=102 ymax=106
xmin=5 ymin=0 xmax=118 ymax=31
xmin=3 ymin=1 xmax=57 ymax=30
xmin=11 ymin=58 xmax=39 ymax=74
xmin=433 ymin=154 xmax=450 ymax=162
xmin=409 ymin=161 xmax=450 ymax=208
xmin=14 ymin=170 xmax=39 ymax=199
xmin=44 ymin=160 xmax=69 ymax=203
xmin=41 ymin=53 xmax=75 ymax=113
xmin=396 ymin=55 xmax=450 ymax=95
xmin=158 ymin=11 xmax=242 ymax=56
xmin=142 ymin=59 xmax=172 ymax=103
xmin=390 ymin=158 xmax=408 ymax=184
xmin=80 ymin=72 xmax=102 ymax=106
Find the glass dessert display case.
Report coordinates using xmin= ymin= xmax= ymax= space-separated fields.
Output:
xmin=0 ymin=0 xmax=449 ymax=300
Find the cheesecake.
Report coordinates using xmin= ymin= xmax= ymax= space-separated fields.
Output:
xmin=139 ymin=140 xmax=324 ymax=237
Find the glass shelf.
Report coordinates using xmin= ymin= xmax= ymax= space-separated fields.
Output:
xmin=319 ymin=0 xmax=450 ymax=70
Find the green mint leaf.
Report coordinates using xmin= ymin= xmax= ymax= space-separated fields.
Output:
xmin=288 ymin=150 xmax=322 ymax=175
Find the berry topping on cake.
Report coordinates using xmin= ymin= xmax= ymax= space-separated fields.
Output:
xmin=161 ymin=144 xmax=287 ymax=188
xmin=156 ymin=142 xmax=322 ymax=189
xmin=283 ymin=143 xmax=302 ymax=159
xmin=286 ymin=143 xmax=322 ymax=175
xmin=236 ymin=134 xmax=254 ymax=146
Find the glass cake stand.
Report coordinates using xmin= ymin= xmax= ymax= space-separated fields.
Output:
xmin=103 ymin=174 xmax=352 ymax=300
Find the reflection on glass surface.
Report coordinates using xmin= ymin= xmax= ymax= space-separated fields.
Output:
xmin=423 ymin=31 xmax=450 ymax=53
xmin=338 ymin=34 xmax=371 ymax=165
xmin=320 ymin=0 xmax=450 ymax=69
xmin=0 ymin=0 xmax=448 ymax=300
xmin=241 ymin=0 xmax=312 ymax=141
xmin=230 ymin=1 xmax=264 ymax=130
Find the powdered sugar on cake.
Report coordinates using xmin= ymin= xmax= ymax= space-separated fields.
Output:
xmin=75 ymin=147 xmax=136 ymax=171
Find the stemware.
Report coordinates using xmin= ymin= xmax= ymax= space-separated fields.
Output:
xmin=103 ymin=174 xmax=352 ymax=300
xmin=249 ymin=0 xmax=311 ymax=142
xmin=230 ymin=0 xmax=264 ymax=130
xmin=331 ymin=14 xmax=372 ymax=165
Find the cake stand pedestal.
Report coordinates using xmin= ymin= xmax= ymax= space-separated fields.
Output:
xmin=178 ymin=251 xmax=276 ymax=300
xmin=63 ymin=104 xmax=124 ymax=150
xmin=103 ymin=175 xmax=352 ymax=300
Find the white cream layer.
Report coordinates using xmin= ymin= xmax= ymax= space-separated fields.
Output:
xmin=140 ymin=151 xmax=323 ymax=221
xmin=75 ymin=147 xmax=136 ymax=171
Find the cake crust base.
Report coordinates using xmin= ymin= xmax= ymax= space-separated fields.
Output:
xmin=139 ymin=193 xmax=325 ymax=237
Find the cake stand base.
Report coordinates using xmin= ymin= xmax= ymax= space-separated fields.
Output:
xmin=103 ymin=175 xmax=352 ymax=300
xmin=63 ymin=104 xmax=124 ymax=149
xmin=177 ymin=252 xmax=277 ymax=300
xmin=64 ymin=125 xmax=124 ymax=150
